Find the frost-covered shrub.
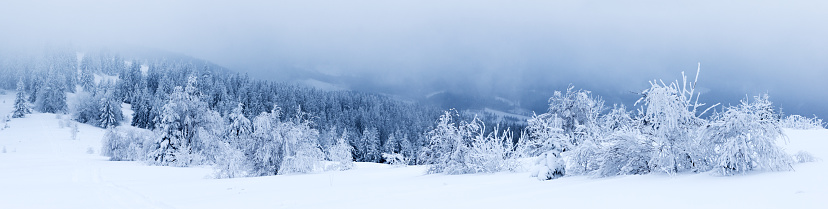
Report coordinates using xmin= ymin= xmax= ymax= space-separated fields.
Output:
xmin=423 ymin=111 xmax=515 ymax=174
xmin=703 ymin=95 xmax=792 ymax=176
xmin=596 ymin=131 xmax=651 ymax=177
xmin=530 ymin=152 xmax=565 ymax=180
xmin=213 ymin=143 xmax=250 ymax=179
xmin=520 ymin=86 xmax=606 ymax=180
xmin=636 ymin=68 xmax=716 ymax=174
xmin=565 ymin=139 xmax=601 ymax=175
xmin=781 ymin=115 xmax=825 ymax=130
xmin=467 ymin=127 xmax=514 ymax=173
xmin=518 ymin=113 xmax=569 ymax=157
xmin=382 ymin=153 xmax=407 ymax=166
xmin=546 ymin=85 xmax=604 ymax=146
xmin=277 ymin=114 xmax=325 ymax=175
xmin=793 ymin=151 xmax=817 ymax=163
xmin=101 ymin=127 xmax=155 ymax=161
xmin=601 ymin=104 xmax=636 ymax=132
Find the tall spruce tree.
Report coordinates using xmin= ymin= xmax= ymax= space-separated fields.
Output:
xmin=12 ymin=79 xmax=31 ymax=118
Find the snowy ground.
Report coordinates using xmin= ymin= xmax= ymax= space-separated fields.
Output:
xmin=1 ymin=91 xmax=826 ymax=209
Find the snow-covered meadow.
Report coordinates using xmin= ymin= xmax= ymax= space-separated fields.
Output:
xmin=1 ymin=91 xmax=826 ymax=209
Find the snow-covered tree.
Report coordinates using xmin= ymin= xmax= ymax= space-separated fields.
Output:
xmin=277 ymin=108 xmax=324 ymax=174
xmin=357 ymin=127 xmax=381 ymax=162
xmin=703 ymin=94 xmax=792 ymax=175
xmin=213 ymin=142 xmax=250 ymax=179
xmin=79 ymin=57 xmax=96 ymax=92
xmin=601 ymin=104 xmax=636 ymax=132
xmin=150 ymin=76 xmax=222 ymax=166
xmin=327 ymin=129 xmax=355 ymax=170
xmin=423 ymin=111 xmax=514 ymax=174
xmin=519 ymin=113 xmax=570 ymax=157
xmin=12 ymin=79 xmax=31 ymax=118
xmin=101 ymin=127 xmax=155 ymax=161
xmin=130 ymin=89 xmax=157 ymax=129
xmin=547 ymin=85 xmax=605 ymax=145
xmin=35 ymin=72 xmax=68 ymax=114
xmin=519 ymin=112 xmax=570 ymax=179
xmin=422 ymin=111 xmax=464 ymax=173
xmin=247 ymin=105 xmax=284 ymax=176
xmin=98 ymin=92 xmax=123 ymax=128
xmin=227 ymin=103 xmax=252 ymax=140
xmin=635 ymin=66 xmax=717 ymax=174
xmin=521 ymin=85 xmax=605 ymax=179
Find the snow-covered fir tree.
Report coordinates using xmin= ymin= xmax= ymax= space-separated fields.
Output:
xmin=357 ymin=127 xmax=381 ymax=162
xmin=227 ymin=103 xmax=252 ymax=141
xmin=150 ymin=76 xmax=222 ymax=166
xmin=98 ymin=91 xmax=123 ymax=128
xmin=35 ymin=71 xmax=68 ymax=114
xmin=12 ymin=79 xmax=31 ymax=118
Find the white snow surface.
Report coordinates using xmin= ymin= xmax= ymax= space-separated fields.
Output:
xmin=1 ymin=91 xmax=827 ymax=209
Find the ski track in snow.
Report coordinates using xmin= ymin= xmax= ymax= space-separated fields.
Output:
xmin=1 ymin=91 xmax=827 ymax=209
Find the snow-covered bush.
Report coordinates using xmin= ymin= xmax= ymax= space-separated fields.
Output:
xmin=793 ymin=151 xmax=817 ymax=163
xmin=703 ymin=95 xmax=792 ymax=176
xmin=326 ymin=130 xmax=355 ymax=170
xmin=277 ymin=111 xmax=325 ymax=175
xmin=70 ymin=122 xmax=79 ymax=140
xmin=521 ymin=86 xmax=605 ymax=179
xmin=213 ymin=142 xmax=250 ymax=179
xmin=781 ymin=115 xmax=824 ymax=130
xmin=423 ymin=111 xmax=515 ymax=174
xmin=382 ymin=152 xmax=407 ymax=166
xmin=601 ymin=104 xmax=637 ymax=132
xmin=518 ymin=113 xmax=569 ymax=158
xmin=468 ymin=127 xmax=514 ymax=173
xmin=636 ymin=68 xmax=716 ymax=175
xmin=595 ymin=130 xmax=652 ymax=177
xmin=530 ymin=151 xmax=565 ymax=180
xmin=546 ymin=85 xmax=604 ymax=146
xmin=565 ymin=139 xmax=602 ymax=175
xmin=101 ymin=127 xmax=155 ymax=161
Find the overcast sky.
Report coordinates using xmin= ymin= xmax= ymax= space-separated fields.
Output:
xmin=2 ymin=0 xmax=826 ymax=117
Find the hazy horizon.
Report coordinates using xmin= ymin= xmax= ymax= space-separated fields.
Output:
xmin=2 ymin=0 xmax=826 ymax=118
